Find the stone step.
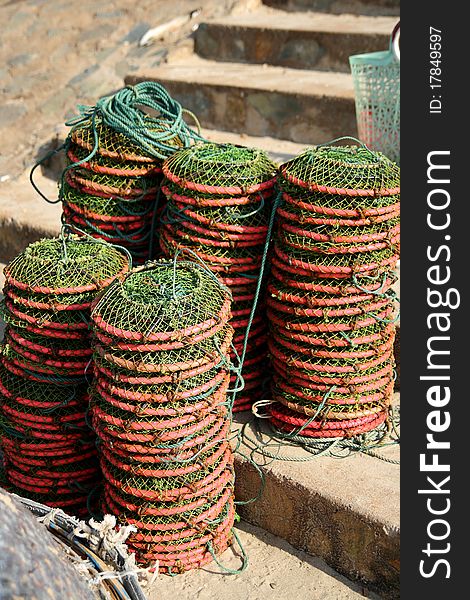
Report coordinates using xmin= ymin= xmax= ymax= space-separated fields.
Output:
xmin=125 ymin=58 xmax=357 ymax=144
xmin=232 ymin=401 xmax=400 ymax=598
xmin=146 ymin=520 xmax=380 ymax=600
xmin=262 ymin=0 xmax=400 ymax=16
xmin=196 ymin=10 xmax=395 ymax=71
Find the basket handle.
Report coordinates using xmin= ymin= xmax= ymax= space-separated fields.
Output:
xmin=391 ymin=21 xmax=400 ymax=62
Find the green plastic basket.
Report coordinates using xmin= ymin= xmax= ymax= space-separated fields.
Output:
xmin=349 ymin=23 xmax=400 ymax=164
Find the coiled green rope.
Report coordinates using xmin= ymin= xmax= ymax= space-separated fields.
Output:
xmin=67 ymin=82 xmax=206 ymax=161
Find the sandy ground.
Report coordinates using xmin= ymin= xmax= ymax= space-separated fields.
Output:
xmin=144 ymin=520 xmax=378 ymax=600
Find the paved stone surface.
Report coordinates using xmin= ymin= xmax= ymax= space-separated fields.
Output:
xmin=145 ymin=520 xmax=380 ymax=600
xmin=0 ymin=0 xmax=257 ymax=181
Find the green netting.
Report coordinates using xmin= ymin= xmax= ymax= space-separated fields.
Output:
xmin=4 ymin=236 xmax=129 ymax=293
xmin=91 ymin=260 xmax=231 ymax=341
xmin=67 ymin=142 xmax=161 ymax=176
xmin=280 ymin=145 xmax=400 ymax=193
xmin=66 ymin=167 xmax=160 ymax=197
xmin=163 ymin=143 xmax=277 ymax=192
xmin=61 ymin=181 xmax=154 ymax=218
xmin=70 ymin=116 xmax=183 ymax=163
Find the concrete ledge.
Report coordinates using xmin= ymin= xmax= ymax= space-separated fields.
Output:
xmin=232 ymin=404 xmax=400 ymax=598
xmin=262 ymin=0 xmax=400 ymax=16
xmin=0 ymin=172 xmax=60 ymax=263
xmin=196 ymin=12 xmax=394 ymax=72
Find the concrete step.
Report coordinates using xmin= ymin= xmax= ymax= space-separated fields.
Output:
xmin=262 ymin=0 xmax=400 ymax=16
xmin=0 ymin=171 xmax=60 ymax=264
xmin=146 ymin=520 xmax=380 ymax=599
xmin=196 ymin=11 xmax=395 ymax=72
xmin=232 ymin=400 xmax=400 ymax=598
xmin=125 ymin=58 xmax=357 ymax=144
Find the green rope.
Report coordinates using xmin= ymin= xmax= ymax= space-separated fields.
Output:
xmin=207 ymin=529 xmax=248 ymax=575
xmin=67 ymin=82 xmax=206 ymax=161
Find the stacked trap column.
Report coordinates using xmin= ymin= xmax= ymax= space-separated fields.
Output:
xmin=160 ymin=143 xmax=277 ymax=412
xmin=0 ymin=236 xmax=129 ymax=515
xmin=89 ymin=260 xmax=238 ymax=572
xmin=56 ymin=83 xmax=205 ymax=264
xmin=267 ymin=144 xmax=400 ymax=438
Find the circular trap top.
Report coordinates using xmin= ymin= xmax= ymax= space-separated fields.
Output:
xmin=163 ymin=142 xmax=277 ymax=195
xmin=91 ymin=260 xmax=232 ymax=342
xmin=4 ymin=236 xmax=129 ymax=295
xmin=280 ymin=145 xmax=400 ymax=196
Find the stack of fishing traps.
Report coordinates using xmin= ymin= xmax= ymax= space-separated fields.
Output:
xmin=268 ymin=144 xmax=400 ymax=438
xmin=161 ymin=143 xmax=277 ymax=412
xmin=90 ymin=260 xmax=236 ymax=571
xmin=61 ymin=118 xmax=166 ymax=264
xmin=0 ymin=237 xmax=128 ymax=515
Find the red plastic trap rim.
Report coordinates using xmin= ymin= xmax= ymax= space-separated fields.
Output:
xmin=66 ymin=170 xmax=159 ymax=198
xmin=280 ymin=220 xmax=400 ymax=245
xmin=99 ymin=451 xmax=233 ymax=503
xmin=93 ymin=359 xmax=223 ymax=385
xmin=64 ymin=199 xmax=154 ymax=225
xmin=269 ymin=265 xmax=396 ymax=296
xmin=93 ymin=319 xmax=230 ymax=352
xmin=172 ymin=202 xmax=268 ymax=235
xmin=133 ymin=534 xmax=232 ymax=572
xmin=93 ymin=382 xmax=226 ymax=420
xmin=270 ymin=402 xmax=386 ymax=429
xmin=279 ymin=230 xmax=400 ymax=256
xmin=91 ymin=408 xmax=224 ymax=444
xmin=161 ymin=227 xmax=262 ymax=267
xmin=171 ymin=218 xmax=267 ymax=244
xmin=161 ymin=183 xmax=271 ymax=208
xmin=67 ymin=146 xmax=162 ymax=177
xmin=267 ymin=306 xmax=394 ymax=334
xmin=62 ymin=207 xmax=151 ymax=238
xmin=4 ymin=288 xmax=92 ymax=312
xmin=6 ymin=329 xmax=91 ymax=358
xmin=281 ymin=189 xmax=400 ymax=219
xmin=267 ymin=281 xmax=375 ymax=307
xmin=91 ymin=400 xmax=224 ymax=433
xmin=4 ymin=300 xmax=89 ymax=331
xmin=96 ymin=416 xmax=230 ymax=459
xmin=70 ymin=128 xmax=157 ymax=163
xmin=130 ymin=522 xmax=232 ymax=562
xmin=103 ymin=487 xmax=233 ymax=535
xmin=272 ymin=323 xmax=394 ymax=348
xmin=169 ymin=224 xmax=265 ymax=249
xmin=275 ymin=393 xmax=387 ymax=420
xmin=128 ymin=507 xmax=234 ymax=552
xmin=103 ymin=467 xmax=233 ymax=518
xmin=277 ymin=202 xmax=400 ymax=227
xmin=274 ymin=376 xmax=394 ymax=407
xmin=5 ymin=447 xmax=97 ymax=469
xmin=95 ymin=368 xmax=228 ymax=404
xmin=273 ymin=245 xmax=399 ymax=277
xmin=270 ymin=411 xmax=387 ymax=438
xmin=162 ymin=167 xmax=276 ymax=196
xmin=100 ymin=441 xmax=228 ymax=479
xmin=279 ymin=168 xmax=400 ymax=198
xmin=267 ymin=295 xmax=392 ymax=318
xmin=268 ymin=339 xmax=394 ymax=374
xmin=4 ymin=261 xmax=129 ymax=295
xmin=91 ymin=296 xmax=231 ymax=344
xmin=272 ymin=358 xmax=394 ymax=387
xmin=94 ymin=341 xmax=230 ymax=375
xmin=271 ymin=329 xmax=394 ymax=360
xmin=6 ymin=337 xmax=89 ymax=371
xmin=103 ymin=418 xmax=230 ymax=465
